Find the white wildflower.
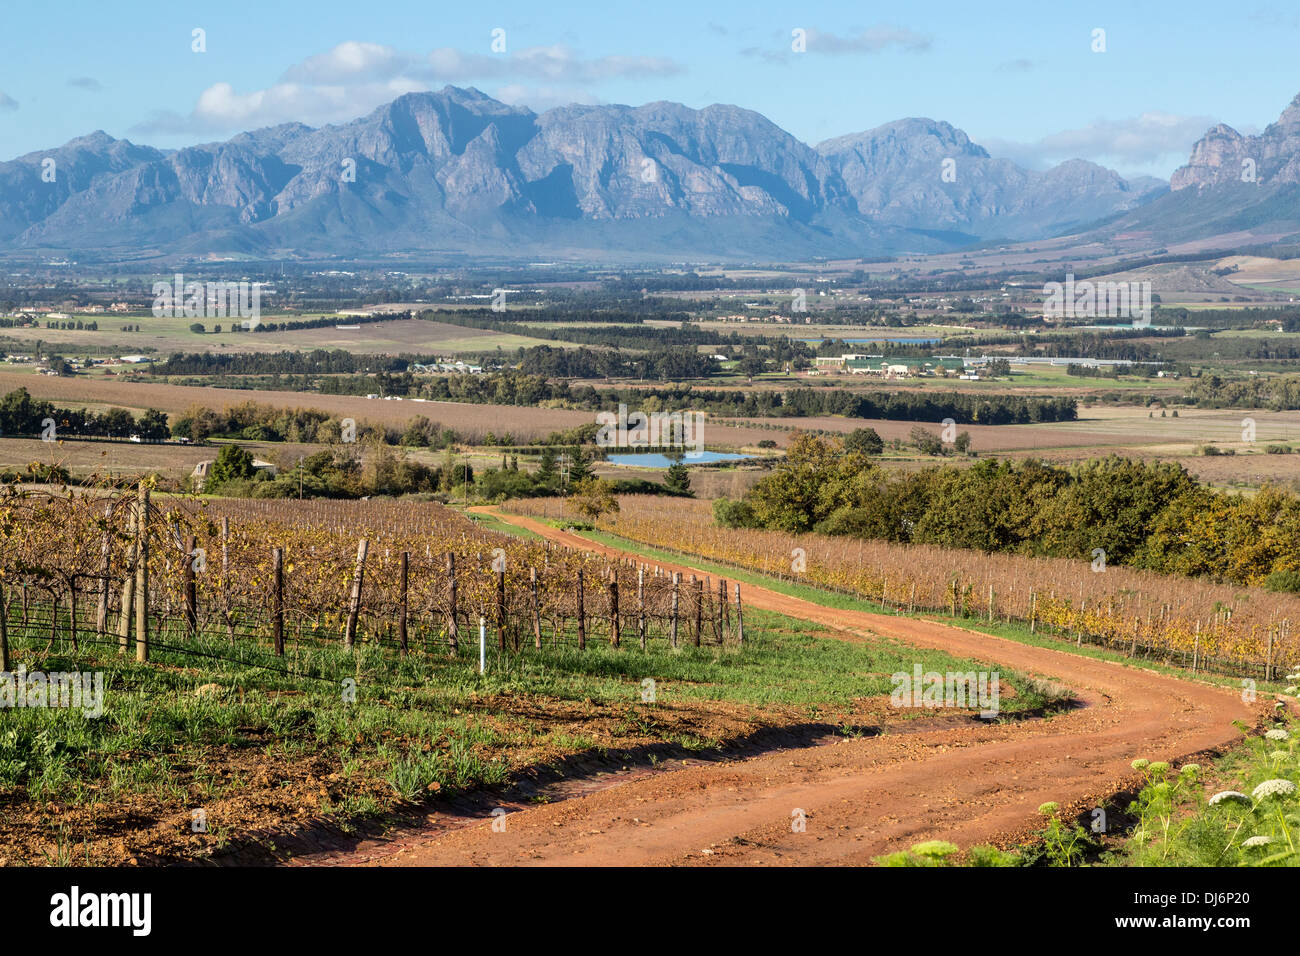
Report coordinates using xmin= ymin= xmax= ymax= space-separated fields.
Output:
xmin=1265 ymin=729 xmax=1290 ymax=741
xmin=1208 ymin=790 xmax=1251 ymax=806
xmin=1251 ymin=779 xmax=1298 ymax=801
xmin=1243 ymin=835 xmax=1273 ymax=848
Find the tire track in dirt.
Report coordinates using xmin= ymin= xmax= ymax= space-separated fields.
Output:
xmin=331 ymin=508 xmax=1264 ymax=866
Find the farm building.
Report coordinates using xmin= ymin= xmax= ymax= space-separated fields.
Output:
xmin=191 ymin=457 xmax=278 ymax=492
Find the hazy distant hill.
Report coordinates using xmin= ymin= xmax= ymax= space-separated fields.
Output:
xmin=0 ymin=86 xmax=1168 ymax=262
xmin=1092 ymin=92 xmax=1300 ymax=249
xmin=816 ymin=118 xmax=1164 ymax=239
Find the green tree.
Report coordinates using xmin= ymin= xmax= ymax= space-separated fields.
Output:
xmin=664 ymin=453 xmax=692 ymax=495
xmin=536 ymin=445 xmax=558 ymax=485
xmin=207 ymin=445 xmax=256 ymax=487
xmin=745 ymin=433 xmax=878 ymax=533
xmin=844 ymin=427 xmax=884 ymax=456
xmin=910 ymin=426 xmax=945 ymax=456
xmin=137 ymin=408 xmax=170 ymax=441
xmin=567 ymin=448 xmax=592 ymax=484
xmin=566 ymin=477 xmax=619 ymax=522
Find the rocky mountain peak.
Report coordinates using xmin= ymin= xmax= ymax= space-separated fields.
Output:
xmin=0 ymin=85 xmax=1164 ymax=259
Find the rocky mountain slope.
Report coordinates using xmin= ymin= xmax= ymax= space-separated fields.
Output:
xmin=0 ymin=86 xmax=1167 ymax=261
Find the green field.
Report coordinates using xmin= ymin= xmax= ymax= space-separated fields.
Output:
xmin=0 ymin=598 xmax=1050 ymax=865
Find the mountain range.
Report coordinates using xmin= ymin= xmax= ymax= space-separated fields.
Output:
xmin=2 ymin=86 xmax=1297 ymax=262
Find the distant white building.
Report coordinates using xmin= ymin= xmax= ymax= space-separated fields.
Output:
xmin=191 ymin=456 xmax=277 ymax=491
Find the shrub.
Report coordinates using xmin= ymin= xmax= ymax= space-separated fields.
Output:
xmin=713 ymin=497 xmax=758 ymax=528
xmin=1264 ymin=570 xmax=1300 ymax=594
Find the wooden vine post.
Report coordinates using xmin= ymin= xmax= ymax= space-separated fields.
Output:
xmin=96 ymin=504 xmax=112 ymax=638
xmin=735 ymin=583 xmax=744 ymax=645
xmin=715 ymin=578 xmax=726 ymax=644
xmin=117 ymin=506 xmax=137 ymax=653
xmin=183 ymin=534 xmax=198 ymax=638
xmin=271 ymin=547 xmax=284 ymax=656
xmin=344 ymin=538 xmax=368 ymax=650
xmin=398 ymin=551 xmax=409 ymax=655
xmin=496 ymin=563 xmax=507 ymax=651
xmin=445 ymin=552 xmax=459 ymax=654
xmin=576 ymin=569 xmax=586 ymax=650
xmin=608 ymin=569 xmax=620 ymax=648
xmin=693 ymin=577 xmax=703 ymax=647
xmin=637 ymin=567 xmax=646 ymax=651
xmin=530 ymin=567 xmax=542 ymax=650
xmin=221 ymin=516 xmax=233 ymax=640
xmin=134 ymin=482 xmax=150 ymax=664
xmin=670 ymin=572 xmax=680 ymax=649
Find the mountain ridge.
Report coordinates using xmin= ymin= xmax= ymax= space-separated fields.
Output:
xmin=0 ymin=86 xmax=1184 ymax=261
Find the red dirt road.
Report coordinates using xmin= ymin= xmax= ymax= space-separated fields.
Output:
xmin=353 ymin=509 xmax=1263 ymax=866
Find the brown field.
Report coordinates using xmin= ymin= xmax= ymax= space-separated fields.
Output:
xmin=714 ymin=404 xmax=1300 ymax=451
xmin=0 ymin=437 xmax=214 ymax=476
xmin=0 ymin=370 xmax=595 ymax=442
xmin=0 ymin=436 xmax=346 ymax=481
xmin=3 ymin=369 xmax=1297 ymax=487
xmin=507 ymin=495 xmax=1300 ymax=674
xmin=0 ymin=316 xmax=553 ymax=357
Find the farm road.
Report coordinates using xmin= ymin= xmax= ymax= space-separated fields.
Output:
xmin=317 ymin=508 xmax=1262 ymax=866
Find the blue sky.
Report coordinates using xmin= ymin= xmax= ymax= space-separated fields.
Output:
xmin=2 ymin=0 xmax=1298 ymax=178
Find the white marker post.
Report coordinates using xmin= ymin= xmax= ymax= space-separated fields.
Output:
xmin=479 ymin=615 xmax=486 ymax=675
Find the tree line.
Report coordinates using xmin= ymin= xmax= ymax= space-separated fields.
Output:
xmin=715 ymin=434 xmax=1300 ymax=591
xmin=154 ymin=349 xmax=414 ymax=376
xmin=0 ymin=388 xmax=169 ymax=440
xmin=1184 ymin=373 xmax=1300 ymax=410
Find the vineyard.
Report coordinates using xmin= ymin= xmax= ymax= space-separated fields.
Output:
xmin=504 ymin=495 xmax=1300 ymax=681
xmin=0 ymin=483 xmax=745 ymax=678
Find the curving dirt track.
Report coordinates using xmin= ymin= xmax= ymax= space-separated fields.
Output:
xmin=352 ymin=508 xmax=1264 ymax=866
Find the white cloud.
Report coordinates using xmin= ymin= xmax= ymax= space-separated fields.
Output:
xmin=134 ymin=78 xmax=428 ymax=135
xmin=745 ymin=24 xmax=931 ymax=62
xmin=982 ymin=112 xmax=1216 ymax=177
xmin=806 ymin=26 xmax=932 ymax=54
xmin=131 ymin=41 xmax=683 ymax=136
xmin=424 ymin=45 xmax=680 ymax=82
xmin=68 ymin=76 xmax=104 ymax=91
xmin=283 ymin=41 xmax=420 ymax=84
